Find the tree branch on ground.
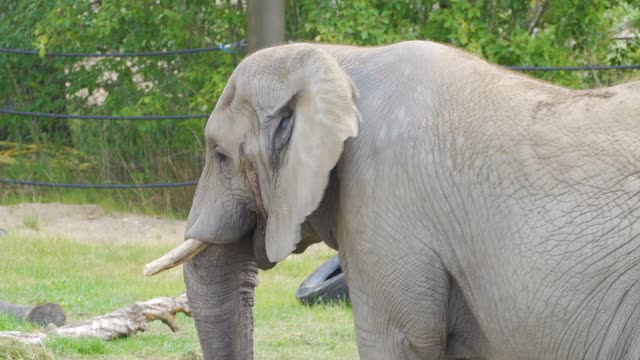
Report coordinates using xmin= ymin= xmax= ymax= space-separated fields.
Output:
xmin=0 ymin=294 xmax=190 ymax=345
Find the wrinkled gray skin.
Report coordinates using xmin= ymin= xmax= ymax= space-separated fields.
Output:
xmin=183 ymin=41 xmax=640 ymax=359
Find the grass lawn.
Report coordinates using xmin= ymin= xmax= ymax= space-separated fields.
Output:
xmin=0 ymin=233 xmax=356 ymax=359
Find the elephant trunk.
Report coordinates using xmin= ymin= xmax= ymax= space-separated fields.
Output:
xmin=184 ymin=240 xmax=258 ymax=360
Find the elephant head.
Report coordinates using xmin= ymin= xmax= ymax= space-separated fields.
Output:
xmin=145 ymin=44 xmax=360 ymax=359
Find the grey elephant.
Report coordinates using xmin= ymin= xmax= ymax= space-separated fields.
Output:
xmin=145 ymin=41 xmax=640 ymax=359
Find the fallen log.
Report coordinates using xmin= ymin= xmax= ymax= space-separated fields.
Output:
xmin=53 ymin=293 xmax=191 ymax=339
xmin=0 ymin=300 xmax=66 ymax=327
xmin=0 ymin=294 xmax=190 ymax=345
xmin=0 ymin=331 xmax=47 ymax=347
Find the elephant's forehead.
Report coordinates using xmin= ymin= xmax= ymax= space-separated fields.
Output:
xmin=204 ymin=111 xmax=251 ymax=148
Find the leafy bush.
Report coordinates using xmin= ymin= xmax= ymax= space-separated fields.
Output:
xmin=1 ymin=0 xmax=639 ymax=214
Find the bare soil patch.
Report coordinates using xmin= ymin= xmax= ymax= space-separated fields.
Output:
xmin=0 ymin=203 xmax=185 ymax=246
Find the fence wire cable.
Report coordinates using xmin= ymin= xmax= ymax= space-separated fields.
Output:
xmin=0 ymin=178 xmax=197 ymax=189
xmin=1 ymin=38 xmax=637 ymax=70
xmin=0 ymin=40 xmax=246 ymax=58
xmin=4 ymin=63 xmax=640 ymax=121
xmin=0 ymin=109 xmax=208 ymax=120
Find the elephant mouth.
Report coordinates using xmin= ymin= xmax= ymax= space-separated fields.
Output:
xmin=144 ymin=213 xmax=273 ymax=277
xmin=251 ymin=212 xmax=276 ymax=270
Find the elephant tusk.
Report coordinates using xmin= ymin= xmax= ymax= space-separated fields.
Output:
xmin=144 ymin=239 xmax=209 ymax=277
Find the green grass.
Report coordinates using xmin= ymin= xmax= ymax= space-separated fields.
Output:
xmin=254 ymin=251 xmax=355 ymax=360
xmin=0 ymin=337 xmax=53 ymax=360
xmin=21 ymin=216 xmax=40 ymax=231
xmin=0 ymin=233 xmax=356 ymax=359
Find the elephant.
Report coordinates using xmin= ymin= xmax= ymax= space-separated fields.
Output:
xmin=145 ymin=40 xmax=640 ymax=359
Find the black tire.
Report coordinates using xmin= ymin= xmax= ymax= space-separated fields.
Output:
xmin=295 ymin=255 xmax=350 ymax=305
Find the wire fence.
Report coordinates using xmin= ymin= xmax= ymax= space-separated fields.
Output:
xmin=0 ymin=40 xmax=245 ymax=58
xmin=0 ymin=109 xmax=208 ymax=120
xmin=2 ymin=40 xmax=640 ymax=189
xmin=0 ymin=41 xmax=239 ymax=188
xmin=0 ymin=179 xmax=198 ymax=189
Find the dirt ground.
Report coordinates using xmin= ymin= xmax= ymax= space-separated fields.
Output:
xmin=0 ymin=203 xmax=185 ymax=246
xmin=0 ymin=203 xmax=333 ymax=258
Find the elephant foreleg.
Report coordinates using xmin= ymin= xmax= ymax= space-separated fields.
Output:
xmin=340 ymin=246 xmax=452 ymax=359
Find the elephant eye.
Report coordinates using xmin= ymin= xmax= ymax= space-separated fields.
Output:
xmin=213 ymin=146 xmax=230 ymax=164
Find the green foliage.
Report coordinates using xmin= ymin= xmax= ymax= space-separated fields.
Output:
xmin=1 ymin=1 xmax=640 ymax=214
xmin=0 ymin=0 xmax=244 ymax=215
xmin=287 ymin=0 xmax=640 ymax=87
xmin=0 ymin=2 xmax=71 ymax=145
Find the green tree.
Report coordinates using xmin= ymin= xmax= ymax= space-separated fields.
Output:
xmin=1 ymin=0 xmax=243 ymax=191
xmin=286 ymin=0 xmax=640 ymax=87
xmin=1 ymin=0 xmax=638 ymax=213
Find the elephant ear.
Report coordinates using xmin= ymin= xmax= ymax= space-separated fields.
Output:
xmin=265 ymin=46 xmax=360 ymax=263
